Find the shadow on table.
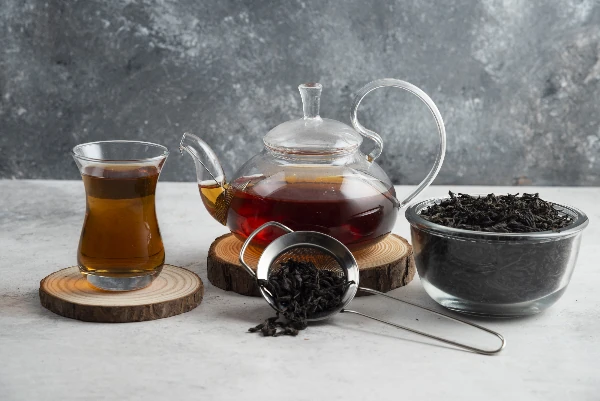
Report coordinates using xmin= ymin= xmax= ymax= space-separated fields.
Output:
xmin=217 ymin=298 xmax=468 ymax=352
xmin=215 ymin=292 xmax=333 ymax=329
xmin=0 ymin=290 xmax=69 ymax=321
xmin=330 ymin=318 xmax=483 ymax=354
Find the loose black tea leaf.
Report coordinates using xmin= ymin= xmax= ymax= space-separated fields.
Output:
xmin=412 ymin=192 xmax=578 ymax=306
xmin=414 ymin=231 xmax=577 ymax=304
xmin=248 ymin=259 xmax=350 ymax=337
xmin=419 ymin=192 xmax=572 ymax=233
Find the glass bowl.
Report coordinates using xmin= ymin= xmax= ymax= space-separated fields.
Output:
xmin=405 ymin=196 xmax=589 ymax=317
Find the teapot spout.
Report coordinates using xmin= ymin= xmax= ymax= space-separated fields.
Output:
xmin=179 ymin=132 xmax=226 ymax=186
xmin=179 ymin=132 xmax=230 ymax=225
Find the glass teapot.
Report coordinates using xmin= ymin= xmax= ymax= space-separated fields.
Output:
xmin=180 ymin=79 xmax=446 ymax=250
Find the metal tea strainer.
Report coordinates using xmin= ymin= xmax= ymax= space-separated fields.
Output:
xmin=240 ymin=222 xmax=506 ymax=355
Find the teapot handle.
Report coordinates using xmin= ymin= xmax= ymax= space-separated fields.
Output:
xmin=350 ymin=78 xmax=446 ymax=208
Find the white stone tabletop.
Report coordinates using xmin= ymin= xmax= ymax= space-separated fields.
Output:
xmin=1 ymin=181 xmax=598 ymax=401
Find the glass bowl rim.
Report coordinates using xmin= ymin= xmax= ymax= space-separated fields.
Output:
xmin=405 ymin=194 xmax=589 ymax=240
xmin=72 ymin=140 xmax=169 ymax=163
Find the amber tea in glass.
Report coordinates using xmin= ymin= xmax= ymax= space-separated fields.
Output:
xmin=72 ymin=141 xmax=168 ymax=291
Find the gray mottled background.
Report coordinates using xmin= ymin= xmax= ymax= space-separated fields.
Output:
xmin=1 ymin=0 xmax=599 ymax=185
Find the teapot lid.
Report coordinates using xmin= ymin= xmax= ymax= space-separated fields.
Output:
xmin=263 ymin=83 xmax=362 ymax=156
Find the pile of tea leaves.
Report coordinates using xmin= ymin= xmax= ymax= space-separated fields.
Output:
xmin=249 ymin=259 xmax=350 ymax=337
xmin=419 ymin=192 xmax=572 ymax=233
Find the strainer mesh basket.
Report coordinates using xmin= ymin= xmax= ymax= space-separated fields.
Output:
xmin=267 ymin=245 xmax=346 ymax=279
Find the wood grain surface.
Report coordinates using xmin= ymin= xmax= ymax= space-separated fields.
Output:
xmin=207 ymin=233 xmax=415 ymax=296
xmin=39 ymin=265 xmax=203 ymax=323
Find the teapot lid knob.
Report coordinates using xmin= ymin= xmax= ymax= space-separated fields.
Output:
xmin=299 ymin=83 xmax=322 ymax=120
xmin=262 ymin=82 xmax=362 ymax=156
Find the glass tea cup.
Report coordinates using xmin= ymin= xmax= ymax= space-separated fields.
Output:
xmin=72 ymin=141 xmax=169 ymax=291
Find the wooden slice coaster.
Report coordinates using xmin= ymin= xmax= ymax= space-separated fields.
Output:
xmin=39 ymin=265 xmax=203 ymax=323
xmin=207 ymin=233 xmax=415 ymax=297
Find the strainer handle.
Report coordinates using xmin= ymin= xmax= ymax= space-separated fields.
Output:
xmin=239 ymin=221 xmax=294 ymax=277
xmin=342 ymin=287 xmax=505 ymax=355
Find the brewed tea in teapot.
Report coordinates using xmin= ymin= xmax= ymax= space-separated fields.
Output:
xmin=181 ymin=79 xmax=446 ymax=250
